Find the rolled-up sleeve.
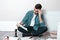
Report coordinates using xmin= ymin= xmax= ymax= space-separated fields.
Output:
xmin=40 ymin=22 xmax=45 ymax=26
xmin=21 ymin=11 xmax=29 ymax=24
xmin=40 ymin=14 xmax=46 ymax=27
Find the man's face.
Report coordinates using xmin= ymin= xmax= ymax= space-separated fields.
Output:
xmin=34 ymin=8 xmax=40 ymax=14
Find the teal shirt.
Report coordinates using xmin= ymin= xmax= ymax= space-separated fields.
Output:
xmin=21 ymin=10 xmax=45 ymax=31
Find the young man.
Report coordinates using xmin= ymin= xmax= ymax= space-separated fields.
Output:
xmin=17 ymin=4 xmax=48 ymax=37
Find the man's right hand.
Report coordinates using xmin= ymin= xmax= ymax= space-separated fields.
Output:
xmin=16 ymin=22 xmax=23 ymax=28
xmin=20 ymin=22 xmax=24 ymax=25
xmin=16 ymin=22 xmax=27 ymax=31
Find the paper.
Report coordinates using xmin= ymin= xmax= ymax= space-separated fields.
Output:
xmin=17 ymin=23 xmax=28 ymax=31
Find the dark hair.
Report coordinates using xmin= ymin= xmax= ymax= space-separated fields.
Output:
xmin=35 ymin=4 xmax=42 ymax=9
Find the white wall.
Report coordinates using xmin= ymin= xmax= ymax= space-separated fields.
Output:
xmin=45 ymin=11 xmax=60 ymax=32
xmin=57 ymin=22 xmax=60 ymax=40
xmin=0 ymin=0 xmax=60 ymax=31
xmin=0 ymin=0 xmax=60 ymax=21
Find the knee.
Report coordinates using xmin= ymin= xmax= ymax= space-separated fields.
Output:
xmin=17 ymin=26 xmax=21 ymax=29
xmin=44 ymin=27 xmax=48 ymax=32
xmin=18 ymin=27 xmax=19 ymax=30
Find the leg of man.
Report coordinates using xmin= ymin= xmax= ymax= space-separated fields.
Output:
xmin=27 ymin=26 xmax=35 ymax=33
xmin=18 ymin=27 xmax=30 ymax=33
xmin=37 ymin=26 xmax=48 ymax=34
xmin=27 ymin=26 xmax=38 ymax=35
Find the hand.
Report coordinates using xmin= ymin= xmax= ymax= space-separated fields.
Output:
xmin=38 ymin=10 xmax=42 ymax=15
xmin=16 ymin=23 xmax=19 ymax=28
xmin=16 ymin=22 xmax=23 ymax=29
xmin=16 ymin=22 xmax=23 ymax=26
xmin=38 ymin=10 xmax=43 ymax=23
xmin=20 ymin=22 xmax=24 ymax=25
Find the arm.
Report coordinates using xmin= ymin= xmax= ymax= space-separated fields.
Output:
xmin=39 ymin=14 xmax=43 ymax=23
xmin=16 ymin=11 xmax=29 ymax=30
xmin=38 ymin=10 xmax=43 ymax=23
xmin=38 ymin=10 xmax=46 ymax=26
xmin=21 ymin=11 xmax=29 ymax=25
xmin=18 ymin=11 xmax=29 ymax=26
xmin=40 ymin=14 xmax=46 ymax=26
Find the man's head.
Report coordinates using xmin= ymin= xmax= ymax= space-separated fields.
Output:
xmin=34 ymin=4 xmax=42 ymax=14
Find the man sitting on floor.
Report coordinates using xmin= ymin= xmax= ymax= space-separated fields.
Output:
xmin=16 ymin=4 xmax=48 ymax=37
